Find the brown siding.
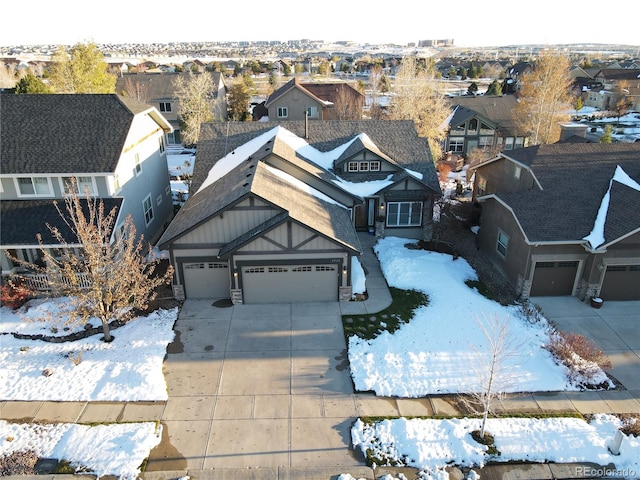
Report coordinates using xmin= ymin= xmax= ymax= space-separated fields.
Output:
xmin=473 ymin=158 xmax=538 ymax=199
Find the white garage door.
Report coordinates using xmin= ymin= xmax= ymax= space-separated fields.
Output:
xmin=182 ymin=262 xmax=230 ymax=299
xmin=241 ymin=264 xmax=339 ymax=304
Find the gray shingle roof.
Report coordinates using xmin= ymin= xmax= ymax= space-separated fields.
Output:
xmin=1 ymin=94 xmax=146 ymax=174
xmin=447 ymin=95 xmax=521 ymax=136
xmin=195 ymin=120 xmax=440 ymax=193
xmin=493 ymin=143 xmax=640 ymax=244
xmin=0 ymin=198 xmax=123 ymax=246
xmin=158 ymin=156 xmax=361 ymax=253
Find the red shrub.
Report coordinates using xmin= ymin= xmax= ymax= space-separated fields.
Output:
xmin=0 ymin=278 xmax=34 ymax=309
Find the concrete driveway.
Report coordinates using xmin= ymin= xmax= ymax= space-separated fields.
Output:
xmin=532 ymin=296 xmax=640 ymax=391
xmin=145 ymin=300 xmax=366 ymax=472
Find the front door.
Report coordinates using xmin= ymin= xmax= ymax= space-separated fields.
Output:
xmin=354 ymin=204 xmax=368 ymax=230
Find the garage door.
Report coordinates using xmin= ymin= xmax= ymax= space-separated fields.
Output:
xmin=182 ymin=262 xmax=230 ymax=299
xmin=241 ymin=264 xmax=339 ymax=304
xmin=530 ymin=261 xmax=579 ymax=296
xmin=600 ymin=265 xmax=640 ymax=300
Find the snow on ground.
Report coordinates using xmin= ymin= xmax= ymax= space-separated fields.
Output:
xmin=0 ymin=298 xmax=177 ymax=477
xmin=0 ymin=420 xmax=162 ymax=480
xmin=350 ymin=414 xmax=640 ymax=479
xmin=348 ymin=236 xmax=612 ymax=397
xmin=0 ymin=298 xmax=178 ymax=401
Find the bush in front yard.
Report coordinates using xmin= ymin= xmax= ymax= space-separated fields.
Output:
xmin=546 ymin=331 xmax=613 ymax=385
xmin=0 ymin=278 xmax=34 ymax=309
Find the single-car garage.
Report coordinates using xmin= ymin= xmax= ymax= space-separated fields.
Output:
xmin=599 ymin=265 xmax=640 ymax=300
xmin=240 ymin=263 xmax=339 ymax=304
xmin=182 ymin=261 xmax=230 ymax=299
xmin=530 ymin=261 xmax=579 ymax=297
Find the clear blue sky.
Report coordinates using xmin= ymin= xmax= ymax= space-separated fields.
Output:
xmin=2 ymin=1 xmax=639 ymax=48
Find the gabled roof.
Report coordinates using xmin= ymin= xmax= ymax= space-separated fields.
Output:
xmin=302 ymin=82 xmax=364 ymax=105
xmin=446 ymin=95 xmax=520 ymax=135
xmin=265 ymin=77 xmax=331 ymax=107
xmin=0 ymin=198 xmax=123 ymax=247
xmin=157 ymin=155 xmax=361 ymax=253
xmin=115 ymin=72 xmax=223 ymax=101
xmin=0 ymin=94 xmax=171 ymax=174
xmin=194 ymin=120 xmax=440 ymax=193
xmin=480 ymin=143 xmax=640 ymax=247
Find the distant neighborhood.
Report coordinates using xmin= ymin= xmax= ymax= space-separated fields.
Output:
xmin=1 ymin=40 xmax=639 ymax=305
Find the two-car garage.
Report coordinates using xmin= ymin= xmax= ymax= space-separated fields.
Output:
xmin=240 ymin=263 xmax=339 ymax=303
xmin=180 ymin=259 xmax=342 ymax=303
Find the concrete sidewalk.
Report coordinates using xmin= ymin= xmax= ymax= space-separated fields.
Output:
xmin=2 ymin=233 xmax=639 ymax=480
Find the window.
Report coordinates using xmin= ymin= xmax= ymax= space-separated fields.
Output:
xmin=17 ymin=177 xmax=52 ymax=196
xmin=358 ymin=161 xmax=369 ymax=172
xmin=369 ymin=161 xmax=381 ymax=171
xmin=478 ymin=136 xmax=494 ymax=148
xmin=514 ymin=166 xmax=522 ymax=179
xmin=156 ymin=195 xmax=163 ymax=205
xmin=496 ymin=231 xmax=509 ymax=257
xmin=62 ymin=176 xmax=95 ymax=195
xmin=386 ymin=202 xmax=422 ymax=227
xmin=306 ymin=106 xmax=318 ymax=118
xmin=134 ymin=153 xmax=142 ymax=176
xmin=143 ymin=195 xmax=154 ymax=225
xmin=348 ymin=160 xmax=381 ymax=172
xmin=504 ymin=137 xmax=514 ymax=150
xmin=348 ymin=161 xmax=358 ymax=172
xmin=277 ymin=106 xmax=288 ymax=118
xmin=449 ymin=138 xmax=464 ymax=153
xmin=159 ymin=102 xmax=172 ymax=112
xmin=476 ymin=176 xmax=487 ymax=196
xmin=479 ymin=122 xmax=494 ymax=135
xmin=113 ymin=174 xmax=121 ymax=192
xmin=468 ymin=118 xmax=478 ymax=133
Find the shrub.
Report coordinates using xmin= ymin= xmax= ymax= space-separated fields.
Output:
xmin=546 ymin=331 xmax=613 ymax=385
xmin=437 ymin=162 xmax=452 ymax=183
xmin=0 ymin=449 xmax=39 ymax=475
xmin=620 ymin=414 xmax=640 ymax=437
xmin=0 ymin=278 xmax=34 ymax=309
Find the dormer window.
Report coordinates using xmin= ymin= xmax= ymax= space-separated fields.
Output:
xmin=347 ymin=160 xmax=381 ymax=172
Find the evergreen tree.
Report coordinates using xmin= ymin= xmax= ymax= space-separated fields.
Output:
xmin=485 ymin=80 xmax=502 ymax=96
xmin=15 ymin=74 xmax=53 ymax=93
xmin=467 ymin=82 xmax=479 ymax=96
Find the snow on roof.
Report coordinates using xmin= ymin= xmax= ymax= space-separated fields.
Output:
xmin=583 ymin=165 xmax=640 ymax=249
xmin=263 ymin=164 xmax=347 ymax=209
xmin=196 ymin=126 xmax=406 ymax=199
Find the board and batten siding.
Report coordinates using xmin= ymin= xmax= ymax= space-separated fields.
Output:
xmin=236 ymin=221 xmax=338 ymax=253
xmin=173 ymin=199 xmax=279 ymax=245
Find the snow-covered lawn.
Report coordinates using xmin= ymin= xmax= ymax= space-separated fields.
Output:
xmin=344 ymin=236 xmax=629 ymax=478
xmin=0 ymin=298 xmax=178 ymax=401
xmin=0 ymin=298 xmax=177 ymax=477
xmin=348 ymin=236 xmax=612 ymax=397
xmin=350 ymin=414 xmax=640 ymax=479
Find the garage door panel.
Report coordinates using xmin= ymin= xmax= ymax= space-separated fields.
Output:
xmin=183 ymin=262 xmax=230 ymax=299
xmin=530 ymin=261 xmax=579 ymax=297
xmin=242 ymin=264 xmax=338 ymax=304
xmin=600 ymin=265 xmax=640 ymax=301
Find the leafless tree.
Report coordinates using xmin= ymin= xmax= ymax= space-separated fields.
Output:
xmin=462 ymin=314 xmax=525 ymax=438
xmin=333 ymin=84 xmax=363 ymax=120
xmin=514 ymin=50 xmax=573 ymax=145
xmin=388 ymin=56 xmax=450 ymax=161
xmin=119 ymin=76 xmax=149 ymax=103
xmin=10 ymin=179 xmax=173 ymax=342
xmin=173 ymin=72 xmax=217 ymax=145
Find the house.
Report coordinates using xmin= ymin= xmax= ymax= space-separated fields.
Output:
xmin=115 ymin=72 xmax=227 ymax=145
xmin=442 ymin=95 xmax=528 ymax=160
xmin=263 ymin=78 xmax=364 ymax=121
xmin=157 ymin=120 xmax=441 ymax=303
xmin=585 ymin=68 xmax=640 ymax=111
xmin=470 ymin=143 xmax=640 ymax=301
xmin=0 ymin=93 xmax=174 ymax=275
xmin=502 ymin=61 xmax=533 ymax=94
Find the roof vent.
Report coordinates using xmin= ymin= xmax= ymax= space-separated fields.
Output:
xmin=242 ymin=182 xmax=249 ymax=187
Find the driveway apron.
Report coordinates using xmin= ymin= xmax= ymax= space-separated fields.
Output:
xmin=146 ymin=300 xmax=363 ymax=470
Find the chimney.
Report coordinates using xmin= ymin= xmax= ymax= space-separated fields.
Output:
xmin=559 ymin=122 xmax=588 ymax=141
